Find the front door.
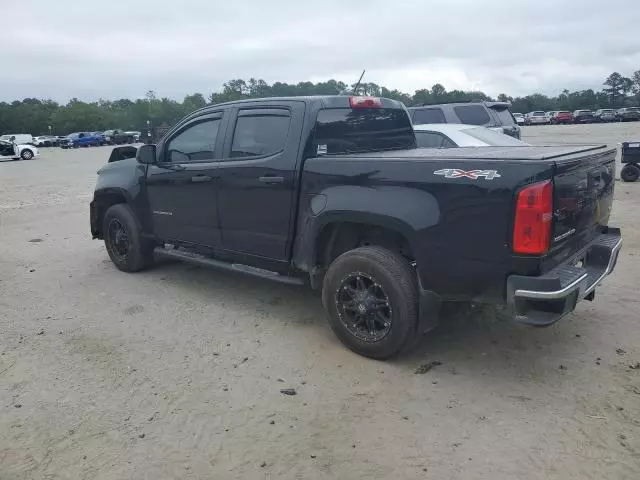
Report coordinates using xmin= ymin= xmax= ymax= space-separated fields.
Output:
xmin=0 ymin=141 xmax=17 ymax=159
xmin=216 ymin=102 xmax=304 ymax=262
xmin=145 ymin=113 xmax=225 ymax=248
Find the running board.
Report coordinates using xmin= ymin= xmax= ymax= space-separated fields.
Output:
xmin=154 ymin=247 xmax=305 ymax=286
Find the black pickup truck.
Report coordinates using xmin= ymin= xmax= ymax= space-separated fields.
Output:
xmin=103 ymin=129 xmax=135 ymax=145
xmin=90 ymin=95 xmax=622 ymax=359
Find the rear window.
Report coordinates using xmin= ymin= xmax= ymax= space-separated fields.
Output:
xmin=313 ymin=108 xmax=415 ymax=155
xmin=490 ymin=106 xmax=516 ymax=125
xmin=532 ymin=111 xmax=546 ymax=116
xmin=411 ymin=107 xmax=446 ymax=125
xmin=453 ymin=105 xmax=491 ymax=125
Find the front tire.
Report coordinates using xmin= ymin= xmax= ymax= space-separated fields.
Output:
xmin=103 ymin=204 xmax=155 ymax=272
xmin=322 ymin=246 xmax=419 ymax=359
xmin=621 ymin=164 xmax=640 ymax=182
xmin=20 ymin=149 xmax=34 ymax=160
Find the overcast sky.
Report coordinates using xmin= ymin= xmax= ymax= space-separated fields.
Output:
xmin=2 ymin=0 xmax=639 ymax=102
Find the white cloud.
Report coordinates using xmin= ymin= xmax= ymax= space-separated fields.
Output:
xmin=2 ymin=0 xmax=639 ymax=101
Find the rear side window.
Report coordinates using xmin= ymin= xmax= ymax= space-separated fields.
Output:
xmin=491 ymin=107 xmax=516 ymax=126
xmin=453 ymin=105 xmax=491 ymax=125
xmin=314 ymin=108 xmax=415 ymax=155
xmin=411 ymin=107 xmax=446 ymax=125
xmin=415 ymin=131 xmax=457 ymax=148
xmin=230 ymin=110 xmax=290 ymax=159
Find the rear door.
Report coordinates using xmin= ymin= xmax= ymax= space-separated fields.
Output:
xmin=145 ymin=112 xmax=226 ymax=247
xmin=216 ymin=101 xmax=305 ymax=262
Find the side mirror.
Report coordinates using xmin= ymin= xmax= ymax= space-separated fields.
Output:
xmin=137 ymin=144 xmax=157 ymax=164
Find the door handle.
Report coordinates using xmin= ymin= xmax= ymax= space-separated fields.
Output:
xmin=259 ymin=176 xmax=284 ymax=184
xmin=191 ymin=175 xmax=212 ymax=183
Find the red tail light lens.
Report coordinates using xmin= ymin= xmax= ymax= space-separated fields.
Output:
xmin=349 ymin=96 xmax=382 ymax=108
xmin=513 ymin=180 xmax=553 ymax=254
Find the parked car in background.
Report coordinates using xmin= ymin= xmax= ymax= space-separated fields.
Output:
xmin=103 ymin=129 xmax=136 ymax=145
xmin=90 ymin=132 xmax=107 ymax=145
xmin=0 ymin=134 xmax=34 ymax=145
xmin=525 ymin=111 xmax=548 ymax=125
xmin=0 ymin=138 xmax=39 ymax=160
xmin=407 ymin=101 xmax=521 ymax=139
xmin=616 ymin=107 xmax=640 ymax=122
xmin=594 ymin=109 xmax=617 ymax=123
xmin=59 ymin=132 xmax=103 ymax=149
xmin=414 ymin=124 xmax=530 ymax=148
xmin=512 ymin=113 xmax=525 ymax=125
xmin=34 ymin=135 xmax=60 ymax=147
xmin=124 ymin=131 xmax=141 ymax=142
xmin=573 ymin=110 xmax=594 ymax=123
xmin=549 ymin=111 xmax=573 ymax=125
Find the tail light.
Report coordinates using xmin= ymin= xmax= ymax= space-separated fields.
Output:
xmin=513 ymin=180 xmax=553 ymax=254
xmin=349 ymin=96 xmax=382 ymax=108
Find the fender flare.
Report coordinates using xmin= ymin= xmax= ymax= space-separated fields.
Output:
xmin=292 ymin=185 xmax=440 ymax=271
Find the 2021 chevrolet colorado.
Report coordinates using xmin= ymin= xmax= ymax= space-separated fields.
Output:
xmin=90 ymin=96 xmax=622 ymax=359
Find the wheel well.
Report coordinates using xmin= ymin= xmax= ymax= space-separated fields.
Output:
xmin=93 ymin=193 xmax=127 ymax=238
xmin=315 ymin=222 xmax=414 ymax=268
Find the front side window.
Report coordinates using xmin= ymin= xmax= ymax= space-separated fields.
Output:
xmin=166 ymin=119 xmax=220 ymax=163
xmin=230 ymin=110 xmax=290 ymax=159
xmin=453 ymin=105 xmax=491 ymax=125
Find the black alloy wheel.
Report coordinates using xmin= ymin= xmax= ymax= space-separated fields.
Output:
xmin=335 ymin=272 xmax=393 ymax=343
xmin=107 ymin=217 xmax=130 ymax=263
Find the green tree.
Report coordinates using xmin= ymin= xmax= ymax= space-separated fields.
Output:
xmin=603 ymin=72 xmax=629 ymax=108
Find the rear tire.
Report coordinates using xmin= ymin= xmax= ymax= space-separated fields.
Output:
xmin=322 ymin=246 xmax=418 ymax=359
xmin=621 ymin=164 xmax=640 ymax=182
xmin=103 ymin=204 xmax=155 ymax=272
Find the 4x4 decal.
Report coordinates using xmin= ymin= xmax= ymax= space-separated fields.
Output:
xmin=434 ymin=169 xmax=501 ymax=180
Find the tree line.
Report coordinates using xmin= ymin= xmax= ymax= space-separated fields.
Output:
xmin=1 ymin=71 xmax=639 ymax=136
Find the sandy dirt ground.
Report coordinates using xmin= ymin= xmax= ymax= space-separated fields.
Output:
xmin=1 ymin=123 xmax=639 ymax=479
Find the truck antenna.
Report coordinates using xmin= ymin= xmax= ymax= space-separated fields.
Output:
xmin=353 ymin=70 xmax=366 ymax=95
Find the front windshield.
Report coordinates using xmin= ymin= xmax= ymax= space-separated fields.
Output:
xmin=461 ymin=127 xmax=529 ymax=146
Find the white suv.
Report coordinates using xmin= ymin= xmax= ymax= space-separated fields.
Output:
xmin=525 ymin=111 xmax=549 ymax=125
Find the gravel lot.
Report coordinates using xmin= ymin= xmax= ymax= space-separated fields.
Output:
xmin=1 ymin=123 xmax=639 ymax=479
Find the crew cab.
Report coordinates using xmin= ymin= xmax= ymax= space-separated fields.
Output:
xmin=90 ymin=96 xmax=622 ymax=359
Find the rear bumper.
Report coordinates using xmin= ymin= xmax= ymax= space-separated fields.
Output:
xmin=506 ymin=228 xmax=621 ymax=326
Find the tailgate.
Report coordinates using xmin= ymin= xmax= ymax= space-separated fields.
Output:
xmin=551 ymin=148 xmax=616 ymax=254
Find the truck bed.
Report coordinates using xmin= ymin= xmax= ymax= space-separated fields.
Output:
xmin=324 ymin=144 xmax=613 ymax=162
